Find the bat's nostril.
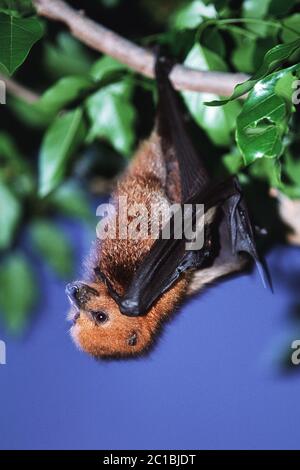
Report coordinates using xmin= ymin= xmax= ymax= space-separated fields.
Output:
xmin=66 ymin=282 xmax=99 ymax=310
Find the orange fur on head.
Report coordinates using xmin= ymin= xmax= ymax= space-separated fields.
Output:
xmin=69 ymin=277 xmax=188 ymax=358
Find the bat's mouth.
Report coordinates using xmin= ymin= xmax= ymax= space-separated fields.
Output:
xmin=66 ymin=307 xmax=80 ymax=326
xmin=72 ymin=311 xmax=80 ymax=325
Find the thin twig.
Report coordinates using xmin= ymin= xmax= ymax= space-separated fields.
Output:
xmin=0 ymin=74 xmax=39 ymax=103
xmin=32 ymin=0 xmax=249 ymax=96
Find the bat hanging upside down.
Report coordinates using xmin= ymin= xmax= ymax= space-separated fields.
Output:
xmin=66 ymin=55 xmax=269 ymax=359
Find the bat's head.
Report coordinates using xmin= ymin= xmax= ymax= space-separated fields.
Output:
xmin=66 ymin=280 xmax=152 ymax=358
xmin=66 ymin=277 xmax=187 ymax=359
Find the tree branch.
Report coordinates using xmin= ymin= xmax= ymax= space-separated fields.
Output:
xmin=32 ymin=0 xmax=249 ymax=96
xmin=0 ymin=74 xmax=39 ymax=103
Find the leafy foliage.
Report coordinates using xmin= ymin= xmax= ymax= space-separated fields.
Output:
xmin=39 ymin=108 xmax=87 ymax=196
xmin=182 ymin=43 xmax=241 ymax=146
xmin=0 ymin=11 xmax=43 ymax=75
xmin=29 ymin=220 xmax=73 ymax=277
xmin=0 ymin=0 xmax=300 ymax=333
xmin=86 ymin=81 xmax=136 ymax=156
xmin=0 ymin=253 xmax=36 ymax=333
xmin=0 ymin=181 xmax=21 ymax=249
xmin=236 ymin=65 xmax=300 ymax=164
xmin=206 ymin=38 xmax=300 ymax=105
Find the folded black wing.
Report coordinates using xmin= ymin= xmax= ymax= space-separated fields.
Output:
xmin=117 ymin=179 xmax=237 ymax=316
xmin=222 ymin=181 xmax=272 ymax=289
xmin=155 ymin=55 xmax=209 ymax=200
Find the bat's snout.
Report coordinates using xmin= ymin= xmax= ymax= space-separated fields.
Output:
xmin=66 ymin=283 xmax=79 ymax=300
xmin=66 ymin=282 xmax=99 ymax=309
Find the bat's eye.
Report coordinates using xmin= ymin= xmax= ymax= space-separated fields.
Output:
xmin=91 ymin=311 xmax=108 ymax=324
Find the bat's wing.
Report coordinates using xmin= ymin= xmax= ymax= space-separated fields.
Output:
xmin=102 ymin=179 xmax=271 ymax=317
xmin=97 ymin=178 xmax=237 ymax=316
xmin=98 ymin=54 xmax=270 ymax=316
xmin=222 ymin=180 xmax=272 ymax=289
xmin=155 ymin=55 xmax=210 ymax=200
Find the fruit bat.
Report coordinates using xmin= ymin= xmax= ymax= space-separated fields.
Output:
xmin=66 ymin=55 xmax=269 ymax=359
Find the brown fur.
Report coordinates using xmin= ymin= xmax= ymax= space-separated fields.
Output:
xmin=68 ymin=131 xmax=243 ymax=358
xmin=69 ymin=131 xmax=192 ymax=358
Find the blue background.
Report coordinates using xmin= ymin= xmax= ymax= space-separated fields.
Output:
xmin=0 ymin=220 xmax=300 ymax=450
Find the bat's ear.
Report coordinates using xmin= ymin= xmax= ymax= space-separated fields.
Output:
xmin=127 ymin=331 xmax=138 ymax=347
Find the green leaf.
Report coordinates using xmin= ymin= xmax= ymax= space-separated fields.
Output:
xmin=182 ymin=43 xmax=241 ymax=146
xmin=249 ymin=158 xmax=281 ymax=184
xmin=0 ymin=132 xmax=34 ymax=196
xmin=11 ymin=76 xmax=93 ymax=129
xmin=44 ymin=33 xmax=93 ymax=79
xmin=222 ymin=147 xmax=244 ymax=174
xmin=202 ymin=26 xmax=226 ymax=57
xmin=10 ymin=96 xmax=54 ymax=128
xmin=0 ymin=0 xmax=34 ymax=17
xmin=0 ymin=130 xmax=22 ymax=162
xmin=39 ymin=108 xmax=86 ymax=197
xmin=248 ymin=155 xmax=300 ymax=199
xmin=284 ymin=152 xmax=300 ymax=186
xmin=242 ymin=0 xmax=271 ymax=18
xmin=0 ymin=253 xmax=37 ymax=333
xmin=91 ymin=55 xmax=126 ymax=81
xmin=0 ymin=182 xmax=21 ymax=249
xmin=33 ymin=76 xmax=94 ymax=116
xmin=207 ymin=38 xmax=300 ymax=106
xmin=268 ymin=0 xmax=298 ymax=16
xmin=232 ymin=34 xmax=278 ymax=75
xmin=236 ymin=65 xmax=300 ymax=165
xmin=249 ymin=157 xmax=282 ymax=187
xmin=0 ymin=12 xmax=43 ymax=75
xmin=282 ymin=14 xmax=300 ymax=43
xmin=86 ymin=80 xmax=136 ymax=156
xmin=205 ymin=0 xmax=227 ymax=12
xmin=279 ymin=185 xmax=300 ymax=199
xmin=232 ymin=37 xmax=257 ymax=74
xmin=50 ymin=181 xmax=93 ymax=222
xmin=170 ymin=0 xmax=216 ymax=30
xmin=29 ymin=220 xmax=73 ymax=277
